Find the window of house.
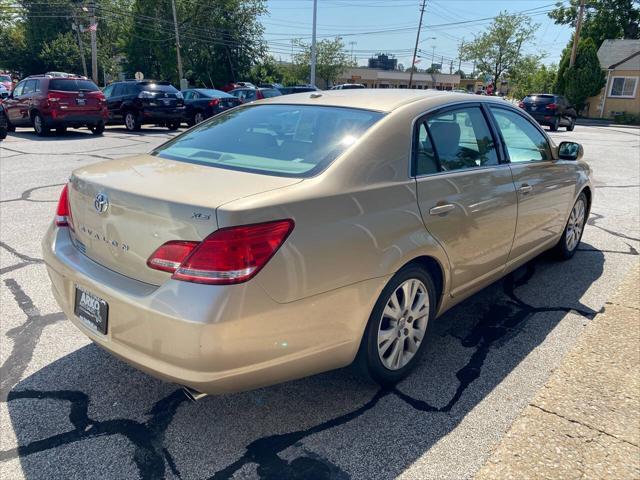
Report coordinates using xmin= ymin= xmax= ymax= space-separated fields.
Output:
xmin=609 ymin=77 xmax=638 ymax=98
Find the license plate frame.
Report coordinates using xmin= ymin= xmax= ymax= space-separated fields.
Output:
xmin=74 ymin=285 xmax=109 ymax=335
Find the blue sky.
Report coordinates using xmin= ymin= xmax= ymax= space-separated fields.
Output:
xmin=261 ymin=0 xmax=573 ymax=73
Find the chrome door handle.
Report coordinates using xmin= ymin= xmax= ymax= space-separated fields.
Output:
xmin=518 ymin=184 xmax=533 ymax=194
xmin=429 ymin=204 xmax=455 ymax=215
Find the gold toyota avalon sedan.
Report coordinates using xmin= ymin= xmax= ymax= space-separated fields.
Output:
xmin=42 ymin=90 xmax=592 ymax=397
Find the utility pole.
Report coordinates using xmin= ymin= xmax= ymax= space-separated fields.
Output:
xmin=310 ymin=0 xmax=318 ymax=86
xmin=408 ymin=0 xmax=426 ymax=88
xmin=72 ymin=12 xmax=88 ymax=78
xmin=349 ymin=41 xmax=357 ymax=63
xmin=569 ymin=0 xmax=585 ymax=67
xmin=449 ymin=60 xmax=453 ymax=74
xmin=171 ymin=0 xmax=185 ymax=88
xmin=457 ymin=40 xmax=464 ymax=73
xmin=89 ymin=0 xmax=98 ymax=84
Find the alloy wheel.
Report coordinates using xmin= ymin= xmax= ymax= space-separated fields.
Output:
xmin=194 ymin=112 xmax=204 ymax=124
xmin=34 ymin=115 xmax=42 ymax=134
xmin=566 ymin=198 xmax=586 ymax=251
xmin=377 ymin=278 xmax=429 ymax=371
xmin=125 ymin=113 xmax=136 ymax=131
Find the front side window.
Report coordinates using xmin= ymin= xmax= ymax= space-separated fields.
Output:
xmin=609 ymin=77 xmax=638 ymax=98
xmin=490 ymin=107 xmax=550 ymax=163
xmin=153 ymin=104 xmax=383 ymax=177
xmin=102 ymin=84 xmax=114 ymax=98
xmin=424 ymin=106 xmax=498 ymax=172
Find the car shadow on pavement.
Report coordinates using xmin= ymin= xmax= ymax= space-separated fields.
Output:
xmin=3 ymin=246 xmax=605 ymax=480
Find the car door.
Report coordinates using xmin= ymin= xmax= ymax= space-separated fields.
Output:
xmin=488 ymin=106 xmax=576 ymax=265
xmin=414 ymin=103 xmax=518 ymax=297
xmin=4 ymin=80 xmax=24 ymax=124
xmin=105 ymin=83 xmax=124 ymax=121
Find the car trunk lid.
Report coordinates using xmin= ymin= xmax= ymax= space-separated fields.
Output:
xmin=67 ymin=154 xmax=301 ymax=285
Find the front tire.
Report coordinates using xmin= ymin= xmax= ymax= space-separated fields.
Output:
xmin=167 ymin=121 xmax=180 ymax=131
xmin=355 ymin=265 xmax=436 ymax=386
xmin=553 ymin=192 xmax=588 ymax=260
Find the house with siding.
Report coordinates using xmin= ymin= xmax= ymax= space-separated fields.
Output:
xmin=586 ymin=39 xmax=640 ymax=118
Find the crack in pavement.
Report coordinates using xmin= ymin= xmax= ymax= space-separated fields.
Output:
xmin=588 ymin=212 xmax=640 ymax=243
xmin=0 ymin=279 xmax=65 ymax=399
xmin=0 ymin=389 xmax=188 ymax=480
xmin=0 ymin=183 xmax=65 ymax=204
xmin=530 ymin=404 xmax=640 ymax=448
xmin=0 ymin=242 xmax=44 ymax=275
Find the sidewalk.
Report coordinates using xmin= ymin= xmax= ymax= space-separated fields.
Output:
xmin=476 ymin=264 xmax=640 ymax=480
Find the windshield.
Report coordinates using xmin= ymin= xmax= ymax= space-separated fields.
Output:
xmin=0 ymin=75 xmax=10 ymax=82
xmin=153 ymin=104 xmax=383 ymax=177
xmin=49 ymin=79 xmax=100 ymax=92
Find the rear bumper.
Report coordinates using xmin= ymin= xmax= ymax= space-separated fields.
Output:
xmin=42 ymin=224 xmax=382 ymax=394
xmin=47 ymin=109 xmax=108 ymax=127
xmin=141 ymin=107 xmax=185 ymax=123
xmin=528 ymin=112 xmax=558 ymax=125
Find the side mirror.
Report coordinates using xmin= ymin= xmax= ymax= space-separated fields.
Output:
xmin=558 ymin=141 xmax=583 ymax=161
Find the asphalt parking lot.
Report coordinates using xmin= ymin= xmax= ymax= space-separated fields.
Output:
xmin=1 ymin=123 xmax=639 ymax=480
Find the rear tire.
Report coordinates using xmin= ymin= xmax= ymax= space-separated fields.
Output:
xmin=90 ymin=122 xmax=105 ymax=135
xmin=566 ymin=117 xmax=576 ymax=131
xmin=550 ymin=116 xmax=559 ymax=131
xmin=6 ymin=119 xmax=16 ymax=132
xmin=553 ymin=192 xmax=588 ymax=260
xmin=32 ymin=113 xmax=49 ymax=136
xmin=194 ymin=111 xmax=205 ymax=124
xmin=355 ymin=265 xmax=436 ymax=387
xmin=124 ymin=111 xmax=141 ymax=132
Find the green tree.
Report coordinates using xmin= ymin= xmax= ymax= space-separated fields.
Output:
xmin=561 ymin=38 xmax=606 ymax=112
xmin=548 ymin=0 xmax=639 ymax=48
xmin=454 ymin=69 xmax=467 ymax=79
xmin=126 ymin=0 xmax=266 ymax=87
xmin=38 ymin=32 xmax=83 ymax=73
xmin=293 ymin=37 xmax=354 ymax=86
xmin=509 ymin=55 xmax=558 ymax=99
xmin=462 ymin=12 xmax=538 ymax=87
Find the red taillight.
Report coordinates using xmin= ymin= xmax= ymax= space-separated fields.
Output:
xmin=147 ymin=241 xmax=198 ymax=272
xmin=518 ymin=101 xmax=525 ymax=108
xmin=546 ymin=103 xmax=557 ymax=110
xmin=208 ymin=98 xmax=220 ymax=107
xmin=55 ymin=184 xmax=72 ymax=228
xmin=147 ymin=219 xmax=295 ymax=285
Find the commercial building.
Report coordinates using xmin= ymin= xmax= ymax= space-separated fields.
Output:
xmin=336 ymin=67 xmax=460 ymax=90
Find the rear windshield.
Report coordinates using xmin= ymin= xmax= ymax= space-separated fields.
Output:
xmin=49 ymin=79 xmax=100 ymax=92
xmin=138 ymin=82 xmax=178 ymax=93
xmin=153 ymin=104 xmax=383 ymax=177
xmin=523 ymin=95 xmax=554 ymax=103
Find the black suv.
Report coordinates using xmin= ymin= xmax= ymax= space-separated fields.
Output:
xmin=519 ymin=94 xmax=577 ymax=131
xmin=102 ymin=80 xmax=185 ymax=132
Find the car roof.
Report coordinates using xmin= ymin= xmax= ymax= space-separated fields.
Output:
xmin=257 ymin=88 xmax=508 ymax=112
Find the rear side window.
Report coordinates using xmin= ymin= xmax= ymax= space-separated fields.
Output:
xmin=49 ymin=79 xmax=99 ymax=92
xmin=420 ymin=106 xmax=498 ymax=173
xmin=490 ymin=107 xmax=550 ymax=163
xmin=153 ymin=104 xmax=383 ymax=177
xmin=261 ymin=89 xmax=281 ymax=98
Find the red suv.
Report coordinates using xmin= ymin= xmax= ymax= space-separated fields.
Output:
xmin=3 ymin=75 xmax=108 ymax=136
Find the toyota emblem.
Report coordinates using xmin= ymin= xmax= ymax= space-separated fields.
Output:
xmin=94 ymin=192 xmax=109 ymax=214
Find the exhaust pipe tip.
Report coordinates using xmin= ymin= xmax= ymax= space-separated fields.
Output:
xmin=181 ymin=386 xmax=208 ymax=402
